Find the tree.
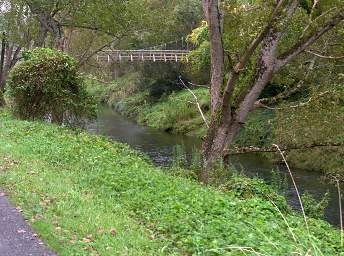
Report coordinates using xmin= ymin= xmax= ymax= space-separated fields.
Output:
xmin=0 ymin=0 xmax=32 ymax=90
xmin=200 ymin=0 xmax=344 ymax=183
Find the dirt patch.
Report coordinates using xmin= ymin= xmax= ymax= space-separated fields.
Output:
xmin=0 ymin=156 xmax=17 ymax=172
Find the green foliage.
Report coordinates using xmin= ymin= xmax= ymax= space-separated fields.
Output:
xmin=0 ymin=111 xmax=342 ymax=255
xmin=187 ymin=41 xmax=211 ymax=78
xmin=85 ymin=72 xmax=142 ymax=107
xmin=186 ymin=22 xmax=211 ymax=81
xmin=137 ymin=88 xmax=210 ymax=137
xmin=86 ymin=77 xmax=210 ymax=137
xmin=187 ymin=21 xmax=209 ymax=46
xmin=5 ymin=48 xmax=96 ymax=124
xmin=273 ymin=85 xmax=344 ymax=175
xmin=115 ymin=91 xmax=149 ymax=118
xmin=220 ymin=174 xmax=289 ymax=212
xmin=302 ymin=191 xmax=330 ymax=219
xmin=235 ymin=109 xmax=274 ymax=147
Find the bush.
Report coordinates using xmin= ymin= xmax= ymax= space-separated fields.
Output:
xmin=5 ymin=48 xmax=96 ymax=125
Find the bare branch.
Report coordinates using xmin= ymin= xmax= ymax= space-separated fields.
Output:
xmin=79 ymin=37 xmax=123 ymax=66
xmin=187 ymin=81 xmax=210 ymax=88
xmin=302 ymin=7 xmax=337 ymax=36
xmin=61 ymin=23 xmax=119 ymax=37
xmin=179 ymin=77 xmax=210 ymax=128
xmin=224 ymin=141 xmax=344 ymax=155
xmin=305 ymin=50 xmax=344 ymax=59
xmin=333 ymin=177 xmax=344 ymax=248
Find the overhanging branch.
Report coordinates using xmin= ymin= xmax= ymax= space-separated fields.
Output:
xmin=275 ymin=10 xmax=344 ymax=70
xmin=60 ymin=23 xmax=119 ymax=37
xmin=224 ymin=142 xmax=344 ymax=155
xmin=305 ymin=50 xmax=344 ymax=60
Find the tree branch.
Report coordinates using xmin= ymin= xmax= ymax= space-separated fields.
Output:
xmin=254 ymin=57 xmax=316 ymax=108
xmin=275 ymin=10 xmax=344 ymax=70
xmin=222 ymin=0 xmax=287 ymax=102
xmin=179 ymin=77 xmax=210 ymax=128
xmin=79 ymin=37 xmax=122 ymax=66
xmin=224 ymin=141 xmax=344 ymax=155
xmin=305 ymin=50 xmax=344 ymax=59
xmin=60 ymin=23 xmax=119 ymax=37
xmin=258 ymin=91 xmax=329 ymax=110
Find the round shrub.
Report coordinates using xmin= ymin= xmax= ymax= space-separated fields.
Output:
xmin=5 ymin=48 xmax=96 ymax=124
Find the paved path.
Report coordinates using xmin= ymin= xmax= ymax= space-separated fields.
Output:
xmin=0 ymin=191 xmax=57 ymax=256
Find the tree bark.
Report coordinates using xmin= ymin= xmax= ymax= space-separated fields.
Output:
xmin=0 ymin=43 xmax=22 ymax=90
xmin=201 ymin=27 xmax=282 ymax=183
xmin=199 ymin=2 xmax=344 ymax=184
xmin=202 ymin=0 xmax=224 ymax=113
xmin=0 ymin=33 xmax=6 ymax=91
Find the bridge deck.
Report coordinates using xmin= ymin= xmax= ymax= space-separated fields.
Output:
xmin=96 ymin=50 xmax=190 ymax=63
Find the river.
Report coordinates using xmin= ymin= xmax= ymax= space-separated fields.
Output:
xmin=87 ymin=107 xmax=342 ymax=226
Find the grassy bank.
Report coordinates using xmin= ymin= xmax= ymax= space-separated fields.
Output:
xmin=86 ymin=75 xmax=344 ymax=175
xmin=85 ymin=75 xmax=272 ymax=140
xmin=86 ymin=74 xmax=210 ymax=137
xmin=0 ymin=109 xmax=342 ymax=255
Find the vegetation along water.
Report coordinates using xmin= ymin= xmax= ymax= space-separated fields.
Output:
xmin=0 ymin=0 xmax=344 ymax=255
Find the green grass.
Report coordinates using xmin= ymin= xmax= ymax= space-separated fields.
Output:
xmin=136 ymin=89 xmax=210 ymax=137
xmin=85 ymin=76 xmax=273 ymax=140
xmin=85 ymin=75 xmax=210 ymax=137
xmin=0 ymin=109 xmax=342 ymax=255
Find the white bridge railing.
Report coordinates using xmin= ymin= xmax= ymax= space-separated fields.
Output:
xmin=96 ymin=50 xmax=190 ymax=63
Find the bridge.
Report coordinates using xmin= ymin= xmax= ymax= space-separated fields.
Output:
xmin=96 ymin=49 xmax=190 ymax=63
xmin=4 ymin=36 xmax=192 ymax=64
xmin=95 ymin=36 xmax=191 ymax=63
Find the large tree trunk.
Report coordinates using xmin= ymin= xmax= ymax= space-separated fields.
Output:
xmin=199 ymin=0 xmax=343 ymax=184
xmin=0 ymin=34 xmax=6 ymax=91
xmin=202 ymin=0 xmax=224 ymax=114
xmin=201 ymin=28 xmax=281 ymax=183
xmin=0 ymin=42 xmax=21 ymax=90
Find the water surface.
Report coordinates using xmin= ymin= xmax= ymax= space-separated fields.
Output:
xmin=87 ymin=107 xmax=342 ymax=226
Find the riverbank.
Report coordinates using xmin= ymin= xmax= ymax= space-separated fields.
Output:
xmin=86 ymin=75 xmax=344 ymax=175
xmin=85 ymin=75 xmax=272 ymax=142
xmin=0 ymin=109 xmax=342 ymax=255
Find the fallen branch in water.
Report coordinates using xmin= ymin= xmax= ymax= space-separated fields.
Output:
xmin=224 ymin=142 xmax=344 ymax=155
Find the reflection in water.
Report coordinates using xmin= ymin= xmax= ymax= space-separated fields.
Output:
xmin=87 ymin=107 xmax=342 ymax=226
